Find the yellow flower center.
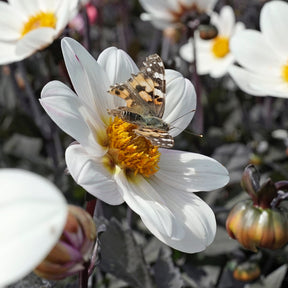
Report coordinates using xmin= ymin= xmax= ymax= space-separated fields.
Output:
xmin=211 ymin=36 xmax=230 ymax=58
xmin=281 ymin=62 xmax=288 ymax=82
xmin=105 ymin=117 xmax=160 ymax=177
xmin=21 ymin=11 xmax=57 ymax=38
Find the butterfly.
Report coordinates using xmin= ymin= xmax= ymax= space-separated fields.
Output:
xmin=107 ymin=54 xmax=174 ymax=148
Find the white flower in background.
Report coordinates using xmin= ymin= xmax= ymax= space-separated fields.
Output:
xmin=180 ymin=6 xmax=245 ymax=78
xmin=79 ymin=0 xmax=90 ymax=5
xmin=40 ymin=37 xmax=229 ymax=253
xmin=0 ymin=169 xmax=67 ymax=287
xmin=229 ymin=1 xmax=288 ymax=98
xmin=139 ymin=0 xmax=217 ymax=30
xmin=0 ymin=0 xmax=78 ymax=65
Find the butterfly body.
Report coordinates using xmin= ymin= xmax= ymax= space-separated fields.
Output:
xmin=111 ymin=109 xmax=169 ymax=130
xmin=108 ymin=54 xmax=174 ymax=148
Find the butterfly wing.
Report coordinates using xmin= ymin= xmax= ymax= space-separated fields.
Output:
xmin=141 ymin=54 xmax=166 ymax=118
xmin=108 ymin=54 xmax=166 ymax=118
xmin=108 ymin=82 xmax=149 ymax=115
xmin=134 ymin=128 xmax=174 ymax=148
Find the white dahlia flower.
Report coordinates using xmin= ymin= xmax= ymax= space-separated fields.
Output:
xmin=40 ymin=37 xmax=229 ymax=253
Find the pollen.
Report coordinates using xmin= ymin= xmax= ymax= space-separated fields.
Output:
xmin=106 ymin=117 xmax=160 ymax=177
xmin=281 ymin=62 xmax=288 ymax=82
xmin=211 ymin=36 xmax=230 ymax=58
xmin=21 ymin=11 xmax=57 ymax=38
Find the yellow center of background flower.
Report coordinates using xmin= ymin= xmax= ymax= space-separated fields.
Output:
xmin=21 ymin=11 xmax=57 ymax=38
xmin=281 ymin=63 xmax=288 ymax=82
xmin=212 ymin=36 xmax=230 ymax=58
xmin=106 ymin=117 xmax=160 ymax=177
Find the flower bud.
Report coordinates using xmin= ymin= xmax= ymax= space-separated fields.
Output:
xmin=226 ymin=200 xmax=288 ymax=251
xmin=226 ymin=165 xmax=288 ymax=252
xmin=198 ymin=24 xmax=218 ymax=40
xmin=34 ymin=205 xmax=96 ymax=280
xmin=233 ymin=262 xmax=261 ymax=282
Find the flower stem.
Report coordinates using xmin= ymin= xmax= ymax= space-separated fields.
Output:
xmin=117 ymin=0 xmax=129 ymax=51
xmin=12 ymin=61 xmax=63 ymax=175
xmin=86 ymin=196 xmax=97 ymax=217
xmin=88 ymin=237 xmax=99 ymax=275
xmin=79 ymin=261 xmax=90 ymax=288
xmin=149 ymin=29 xmax=162 ymax=55
xmin=161 ymin=34 xmax=171 ymax=61
xmin=79 ymin=196 xmax=97 ymax=287
xmin=16 ymin=62 xmax=51 ymax=137
xmin=82 ymin=6 xmax=92 ymax=52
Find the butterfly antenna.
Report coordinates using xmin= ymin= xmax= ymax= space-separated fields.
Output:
xmin=169 ymin=109 xmax=196 ymax=125
xmin=170 ymin=126 xmax=203 ymax=138
xmin=184 ymin=130 xmax=203 ymax=138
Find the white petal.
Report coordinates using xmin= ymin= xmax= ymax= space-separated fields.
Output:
xmin=260 ymin=0 xmax=288 ymax=60
xmin=197 ymin=55 xmax=215 ymax=75
xmin=209 ymin=53 xmax=235 ymax=78
xmin=16 ymin=28 xmax=56 ymax=59
xmin=179 ymin=39 xmax=194 ymax=63
xmin=156 ymin=149 xmax=229 ymax=192
xmin=40 ymin=81 xmax=105 ymax=155
xmin=250 ymin=79 xmax=288 ymax=99
xmin=196 ymin=41 xmax=217 ymax=75
xmin=97 ymin=47 xmax=139 ymax=85
xmin=55 ymin=0 xmax=78 ymax=33
xmin=114 ymin=171 xmax=181 ymax=238
xmin=66 ymin=144 xmax=124 ymax=205
xmin=233 ymin=22 xmax=245 ymax=34
xmin=210 ymin=11 xmax=220 ymax=29
xmin=230 ymin=30 xmax=282 ymax=76
xmin=229 ymin=65 xmax=288 ymax=98
xmin=37 ymin=0 xmax=57 ymax=11
xmin=0 ymin=2 xmax=23 ymax=40
xmin=145 ymin=15 xmax=176 ymax=30
xmin=61 ymin=37 xmax=111 ymax=125
xmin=180 ymin=37 xmax=213 ymax=74
xmin=142 ymin=177 xmax=217 ymax=253
xmin=140 ymin=12 xmax=153 ymax=22
xmin=217 ymin=6 xmax=235 ymax=37
xmin=0 ymin=169 xmax=67 ymax=287
xmin=0 ymin=42 xmax=22 ymax=65
xmin=138 ymin=0 xmax=175 ymax=19
xmin=8 ymin=0 xmax=41 ymax=16
xmin=194 ymin=0 xmax=216 ymax=11
xmin=164 ymin=70 xmax=196 ymax=137
xmin=97 ymin=47 xmax=139 ymax=108
xmin=228 ymin=65 xmax=272 ymax=96
xmin=181 ymin=0 xmax=216 ymax=11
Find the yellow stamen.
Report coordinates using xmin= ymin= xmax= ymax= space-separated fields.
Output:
xmin=21 ymin=11 xmax=57 ymax=38
xmin=281 ymin=63 xmax=288 ymax=82
xmin=106 ymin=117 xmax=160 ymax=177
xmin=211 ymin=36 xmax=230 ymax=58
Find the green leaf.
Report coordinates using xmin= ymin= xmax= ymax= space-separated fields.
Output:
xmin=97 ymin=217 xmax=153 ymax=288
xmin=153 ymin=248 xmax=183 ymax=288
xmin=244 ymin=265 xmax=287 ymax=288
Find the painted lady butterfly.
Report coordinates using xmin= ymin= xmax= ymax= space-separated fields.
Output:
xmin=107 ymin=54 xmax=174 ymax=148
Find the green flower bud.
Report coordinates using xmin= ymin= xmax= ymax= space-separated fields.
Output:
xmin=233 ymin=262 xmax=261 ymax=282
xmin=226 ymin=200 xmax=288 ymax=251
xmin=226 ymin=165 xmax=288 ymax=252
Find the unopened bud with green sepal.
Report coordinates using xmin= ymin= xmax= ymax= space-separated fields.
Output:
xmin=226 ymin=165 xmax=288 ymax=252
